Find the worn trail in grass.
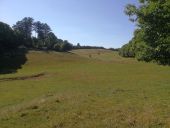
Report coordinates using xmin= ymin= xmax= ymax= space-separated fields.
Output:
xmin=0 ymin=49 xmax=170 ymax=128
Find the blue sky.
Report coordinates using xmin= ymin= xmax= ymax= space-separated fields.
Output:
xmin=0 ymin=0 xmax=138 ymax=48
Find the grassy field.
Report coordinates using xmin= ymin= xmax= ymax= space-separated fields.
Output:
xmin=0 ymin=49 xmax=170 ymax=128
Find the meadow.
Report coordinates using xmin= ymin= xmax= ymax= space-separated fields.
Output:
xmin=0 ymin=49 xmax=170 ymax=128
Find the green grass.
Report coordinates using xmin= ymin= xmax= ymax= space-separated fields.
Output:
xmin=0 ymin=49 xmax=170 ymax=128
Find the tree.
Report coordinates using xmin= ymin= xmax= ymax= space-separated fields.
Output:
xmin=77 ymin=43 xmax=81 ymax=47
xmin=0 ymin=22 xmax=28 ymax=74
xmin=53 ymin=43 xmax=61 ymax=51
xmin=13 ymin=17 xmax=34 ymax=47
xmin=45 ymin=32 xmax=58 ymax=49
xmin=2 ymin=17 xmax=73 ymax=52
xmin=120 ymin=0 xmax=170 ymax=65
xmin=61 ymin=40 xmax=73 ymax=51
xmin=33 ymin=21 xmax=43 ymax=39
xmin=0 ymin=22 xmax=20 ymax=54
xmin=33 ymin=21 xmax=51 ymax=40
xmin=13 ymin=17 xmax=34 ymax=39
xmin=33 ymin=21 xmax=52 ymax=49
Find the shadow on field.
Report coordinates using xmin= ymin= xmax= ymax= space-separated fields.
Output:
xmin=0 ymin=49 xmax=28 ymax=74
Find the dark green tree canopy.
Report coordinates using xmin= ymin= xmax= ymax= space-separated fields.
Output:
xmin=13 ymin=17 xmax=34 ymax=39
xmin=0 ymin=22 xmax=20 ymax=54
xmin=33 ymin=21 xmax=51 ymax=40
xmin=10 ymin=17 xmax=73 ymax=51
xmin=120 ymin=0 xmax=170 ymax=65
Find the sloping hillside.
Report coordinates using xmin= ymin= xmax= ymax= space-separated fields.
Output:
xmin=0 ymin=49 xmax=170 ymax=128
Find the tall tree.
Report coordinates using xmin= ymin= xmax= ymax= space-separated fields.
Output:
xmin=42 ymin=23 xmax=51 ymax=39
xmin=12 ymin=17 xmax=34 ymax=48
xmin=120 ymin=0 xmax=170 ymax=65
xmin=13 ymin=17 xmax=34 ymax=39
xmin=45 ymin=32 xmax=58 ymax=49
xmin=33 ymin=21 xmax=51 ymax=40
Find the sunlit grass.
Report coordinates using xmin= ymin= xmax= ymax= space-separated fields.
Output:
xmin=0 ymin=49 xmax=170 ymax=128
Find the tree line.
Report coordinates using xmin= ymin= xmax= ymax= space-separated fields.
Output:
xmin=73 ymin=43 xmax=105 ymax=50
xmin=119 ymin=0 xmax=170 ymax=65
xmin=0 ymin=17 xmax=73 ymax=56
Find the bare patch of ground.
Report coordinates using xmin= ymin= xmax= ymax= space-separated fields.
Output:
xmin=0 ymin=72 xmax=46 ymax=82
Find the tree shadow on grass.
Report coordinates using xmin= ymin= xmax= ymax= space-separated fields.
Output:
xmin=0 ymin=49 xmax=28 ymax=74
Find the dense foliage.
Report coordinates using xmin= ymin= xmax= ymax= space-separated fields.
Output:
xmin=0 ymin=22 xmax=21 ymax=55
xmin=119 ymin=0 xmax=170 ymax=65
xmin=0 ymin=17 xmax=73 ymax=54
xmin=0 ymin=17 xmax=74 ymax=73
xmin=73 ymin=43 xmax=105 ymax=50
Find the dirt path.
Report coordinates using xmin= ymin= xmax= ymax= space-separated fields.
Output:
xmin=0 ymin=73 xmax=46 ymax=82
